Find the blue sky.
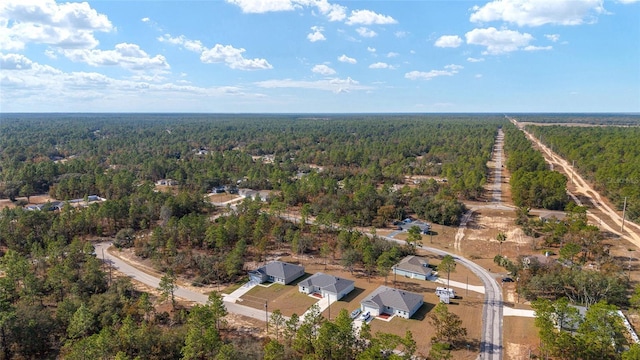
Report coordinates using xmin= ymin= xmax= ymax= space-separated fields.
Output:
xmin=1 ymin=0 xmax=639 ymax=113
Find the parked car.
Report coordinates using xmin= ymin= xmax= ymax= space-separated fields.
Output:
xmin=350 ymin=309 xmax=361 ymax=319
xmin=360 ymin=311 xmax=371 ymax=321
xmin=502 ymin=277 xmax=514 ymax=283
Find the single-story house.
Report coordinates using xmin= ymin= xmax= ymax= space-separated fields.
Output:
xmin=298 ymin=272 xmax=355 ymax=300
xmin=25 ymin=201 xmax=64 ymax=211
xmin=398 ymin=220 xmax=431 ymax=234
xmin=360 ymin=286 xmax=424 ymax=319
xmin=392 ymin=255 xmax=432 ymax=280
xmin=156 ymin=179 xmax=178 ymax=186
xmin=248 ymin=261 xmax=305 ymax=285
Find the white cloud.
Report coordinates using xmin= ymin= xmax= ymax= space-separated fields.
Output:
xmin=367 ymin=47 xmax=376 ymax=53
xmin=201 ymin=44 xmax=273 ymax=70
xmin=404 ymin=64 xmax=463 ymax=80
xmin=141 ymin=17 xmax=150 ymax=22
xmin=467 ymin=57 xmax=485 ymax=62
xmin=435 ymin=35 xmax=462 ymax=48
xmin=159 ymin=34 xmax=272 ymax=70
xmin=307 ymin=26 xmax=326 ymax=42
xmin=617 ymin=0 xmax=640 ymax=3
xmin=226 ymin=0 xmax=298 ymax=13
xmin=386 ymin=52 xmax=399 ymax=58
xmin=369 ymin=62 xmax=395 ymax=69
xmin=312 ymin=64 xmax=336 ymax=75
xmin=524 ymin=45 xmax=552 ymax=51
xmin=356 ymin=27 xmax=377 ymax=38
xmin=225 ymin=0 xmax=346 ymax=21
xmin=158 ymin=34 xmax=204 ymax=52
xmin=1 ymin=54 xmax=258 ymax=112
xmin=0 ymin=0 xmax=113 ymax=51
xmin=62 ymin=43 xmax=170 ymax=71
xmin=346 ymin=9 xmax=397 ymax=25
xmin=470 ymin=0 xmax=606 ymax=27
xmin=0 ymin=53 xmax=33 ymax=70
xmin=44 ymin=49 xmax=57 ymax=59
xmin=545 ymin=34 xmax=560 ymax=42
xmin=475 ymin=74 xmax=483 ymax=78
xmin=338 ymin=54 xmax=357 ymax=64
xmin=395 ymin=31 xmax=408 ymax=38
xmin=255 ymin=76 xmax=372 ymax=93
xmin=465 ymin=27 xmax=534 ymax=55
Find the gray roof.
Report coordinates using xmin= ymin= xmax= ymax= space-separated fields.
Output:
xmin=393 ymin=255 xmax=431 ymax=276
xmin=260 ymin=261 xmax=304 ymax=279
xmin=361 ymin=286 xmax=423 ymax=312
xmin=298 ymin=272 xmax=354 ymax=294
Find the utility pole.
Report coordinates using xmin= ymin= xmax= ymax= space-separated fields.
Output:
xmin=265 ymin=301 xmax=269 ymax=332
xmin=622 ymin=197 xmax=628 ymax=232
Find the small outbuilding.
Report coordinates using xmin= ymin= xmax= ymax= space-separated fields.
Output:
xmin=298 ymin=272 xmax=355 ymax=300
xmin=248 ymin=261 xmax=305 ymax=285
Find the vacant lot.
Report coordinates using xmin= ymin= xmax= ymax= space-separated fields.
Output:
xmin=503 ymin=316 xmax=539 ymax=359
xmin=207 ymin=193 xmax=242 ymax=203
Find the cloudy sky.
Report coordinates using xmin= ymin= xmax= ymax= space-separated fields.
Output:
xmin=1 ymin=0 xmax=639 ymax=113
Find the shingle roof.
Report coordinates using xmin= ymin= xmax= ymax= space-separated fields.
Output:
xmin=393 ymin=255 xmax=431 ymax=276
xmin=261 ymin=261 xmax=304 ymax=280
xmin=361 ymin=286 xmax=423 ymax=312
xmin=298 ymin=272 xmax=354 ymax=294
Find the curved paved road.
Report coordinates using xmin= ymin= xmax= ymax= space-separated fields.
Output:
xmin=377 ymin=234 xmax=503 ymax=360
xmin=94 ymin=242 xmax=273 ymax=324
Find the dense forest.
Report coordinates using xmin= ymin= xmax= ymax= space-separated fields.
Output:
xmin=514 ymin=113 xmax=640 ymax=126
xmin=0 ymin=114 xmax=502 ymax=358
xmin=526 ymin=125 xmax=640 ymax=223
xmin=502 ymin=124 xmax=568 ymax=210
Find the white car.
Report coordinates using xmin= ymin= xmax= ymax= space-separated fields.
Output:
xmin=360 ymin=311 xmax=371 ymax=321
xmin=350 ymin=309 xmax=361 ymax=319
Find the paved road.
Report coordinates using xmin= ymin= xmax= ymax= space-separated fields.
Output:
xmin=94 ymin=242 xmax=273 ymax=324
xmin=376 ymin=233 xmax=503 ymax=360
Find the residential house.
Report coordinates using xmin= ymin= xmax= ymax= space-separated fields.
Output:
xmin=360 ymin=286 xmax=424 ymax=319
xmin=156 ymin=179 xmax=178 ymax=186
xmin=392 ymin=255 xmax=432 ymax=280
xmin=248 ymin=261 xmax=305 ymax=285
xmin=298 ymin=273 xmax=355 ymax=300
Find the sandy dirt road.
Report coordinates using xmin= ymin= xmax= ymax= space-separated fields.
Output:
xmin=509 ymin=117 xmax=640 ymax=248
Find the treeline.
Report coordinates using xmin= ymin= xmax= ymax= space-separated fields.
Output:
xmin=514 ymin=113 xmax=640 ymax=126
xmin=0 ymin=114 xmax=502 ymax=229
xmin=532 ymin=298 xmax=640 ymax=360
xmin=528 ymin=125 xmax=640 ymax=222
xmin=503 ymin=125 xmax=568 ymax=210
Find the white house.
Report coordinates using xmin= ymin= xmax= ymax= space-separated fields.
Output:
xmin=392 ymin=255 xmax=432 ymax=280
xmin=248 ymin=261 xmax=305 ymax=285
xmin=360 ymin=286 xmax=424 ymax=319
xmin=298 ymin=273 xmax=355 ymax=300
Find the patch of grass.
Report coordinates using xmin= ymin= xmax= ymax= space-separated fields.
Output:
xmin=222 ymin=282 xmax=244 ymax=294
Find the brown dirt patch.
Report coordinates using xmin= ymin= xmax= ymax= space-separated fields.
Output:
xmin=503 ymin=316 xmax=539 ymax=360
xmin=0 ymin=194 xmax=56 ymax=208
xmin=208 ymin=193 xmax=241 ymax=203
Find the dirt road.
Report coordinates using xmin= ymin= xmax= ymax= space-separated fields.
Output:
xmin=509 ymin=117 xmax=640 ymax=248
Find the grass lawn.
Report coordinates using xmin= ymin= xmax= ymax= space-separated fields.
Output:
xmin=239 ymin=277 xmax=320 ymax=317
xmin=244 ymin=255 xmax=486 ymax=358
